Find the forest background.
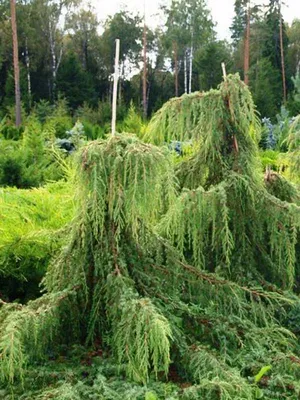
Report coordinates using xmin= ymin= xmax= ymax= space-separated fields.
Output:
xmin=1 ymin=0 xmax=300 ymax=122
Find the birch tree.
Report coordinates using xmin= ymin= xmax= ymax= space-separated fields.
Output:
xmin=32 ymin=0 xmax=77 ymax=99
xmin=163 ymin=0 xmax=214 ymax=96
xmin=10 ymin=0 xmax=21 ymax=126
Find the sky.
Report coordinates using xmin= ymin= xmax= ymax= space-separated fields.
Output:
xmin=90 ymin=0 xmax=299 ymax=40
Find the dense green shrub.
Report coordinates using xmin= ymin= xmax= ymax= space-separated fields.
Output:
xmin=75 ymin=101 xmax=112 ymax=126
xmin=120 ymin=101 xmax=146 ymax=135
xmin=43 ymin=98 xmax=73 ymax=139
xmin=0 ymin=182 xmax=74 ymax=302
xmin=0 ymin=114 xmax=74 ymax=188
xmin=0 ymin=124 xmax=23 ymax=140
xmin=82 ymin=121 xmax=105 ymax=140
xmin=33 ymin=100 xmax=55 ymax=124
xmin=75 ymin=100 xmax=127 ymax=129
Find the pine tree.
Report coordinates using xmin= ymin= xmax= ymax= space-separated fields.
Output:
xmin=230 ymin=0 xmax=248 ymax=47
xmin=263 ymin=0 xmax=289 ymax=104
xmin=57 ymin=52 xmax=96 ymax=110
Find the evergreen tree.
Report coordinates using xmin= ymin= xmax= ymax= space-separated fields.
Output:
xmin=287 ymin=19 xmax=300 ymax=77
xmin=230 ymin=0 xmax=260 ymax=47
xmin=230 ymin=0 xmax=248 ymax=47
xmin=56 ymin=52 xmax=96 ymax=109
xmin=250 ymin=58 xmax=282 ymax=118
xmin=194 ymin=40 xmax=233 ymax=91
xmin=1 ymin=75 xmax=300 ymax=399
xmin=263 ymin=0 xmax=289 ymax=98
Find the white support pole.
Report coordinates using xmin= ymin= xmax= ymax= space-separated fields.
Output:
xmin=112 ymin=38 xmax=120 ymax=136
xmin=221 ymin=62 xmax=227 ymax=80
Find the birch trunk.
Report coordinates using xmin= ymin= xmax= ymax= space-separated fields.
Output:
xmin=25 ymin=37 xmax=32 ymax=109
xmin=173 ymin=42 xmax=179 ymax=97
xmin=49 ymin=21 xmax=57 ymax=98
xmin=49 ymin=21 xmax=63 ymax=99
xmin=189 ymin=33 xmax=193 ymax=94
xmin=10 ymin=0 xmax=21 ymax=126
xmin=184 ymin=50 xmax=187 ymax=94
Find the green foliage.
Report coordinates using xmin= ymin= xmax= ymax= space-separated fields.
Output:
xmin=1 ymin=134 xmax=175 ymax=386
xmin=0 ymin=140 xmax=26 ymax=187
xmin=75 ymin=101 xmax=127 ymax=137
xmin=230 ymin=0 xmax=248 ymax=46
xmin=5 ymin=104 xmax=27 ymax=128
xmin=0 ymin=289 xmax=77 ymax=384
xmin=1 ymin=75 xmax=300 ymax=400
xmin=43 ymin=98 xmax=73 ymax=139
xmin=0 ymin=123 xmax=23 ymax=140
xmin=264 ymin=170 xmax=300 ymax=203
xmin=146 ymin=74 xmax=260 ymax=149
xmin=102 ymin=10 xmax=143 ymax=66
xmin=57 ymin=53 xmax=97 ymax=110
xmin=0 ymin=110 xmax=78 ymax=188
xmin=185 ymin=346 xmax=255 ymax=399
xmin=147 ymin=75 xmax=299 ymax=290
xmin=250 ymin=58 xmax=282 ymax=118
xmin=194 ymin=41 xmax=233 ymax=91
xmin=81 ymin=121 xmax=105 ymax=140
xmin=287 ymin=115 xmax=300 ymax=180
xmin=0 ymin=182 xmax=74 ymax=301
xmin=33 ymin=100 xmax=55 ymax=124
xmin=158 ymin=183 xmax=234 ymax=270
xmin=260 ymin=149 xmax=281 ymax=171
xmin=108 ymin=279 xmax=172 ymax=383
xmin=0 ymin=354 xmax=180 ymax=399
xmin=292 ymin=72 xmax=300 ymax=104
xmin=121 ymin=102 xmax=147 ymax=136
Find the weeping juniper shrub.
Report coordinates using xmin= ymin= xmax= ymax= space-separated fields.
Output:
xmin=1 ymin=75 xmax=300 ymax=399
xmin=148 ymin=74 xmax=300 ymax=290
xmin=0 ymin=134 xmax=176 ymax=388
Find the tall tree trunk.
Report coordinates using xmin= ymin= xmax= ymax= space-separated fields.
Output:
xmin=173 ymin=41 xmax=179 ymax=97
xmin=146 ymin=80 xmax=150 ymax=112
xmin=83 ymin=39 xmax=88 ymax=70
xmin=49 ymin=21 xmax=62 ymax=100
xmin=184 ymin=50 xmax=187 ymax=94
xmin=189 ymin=32 xmax=193 ymax=94
xmin=83 ymin=30 xmax=88 ymax=70
xmin=49 ymin=21 xmax=57 ymax=99
xmin=279 ymin=1 xmax=287 ymax=103
xmin=25 ymin=37 xmax=32 ymax=109
xmin=143 ymin=20 xmax=147 ymax=119
xmin=10 ymin=0 xmax=21 ymax=126
xmin=244 ymin=1 xmax=250 ymax=85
